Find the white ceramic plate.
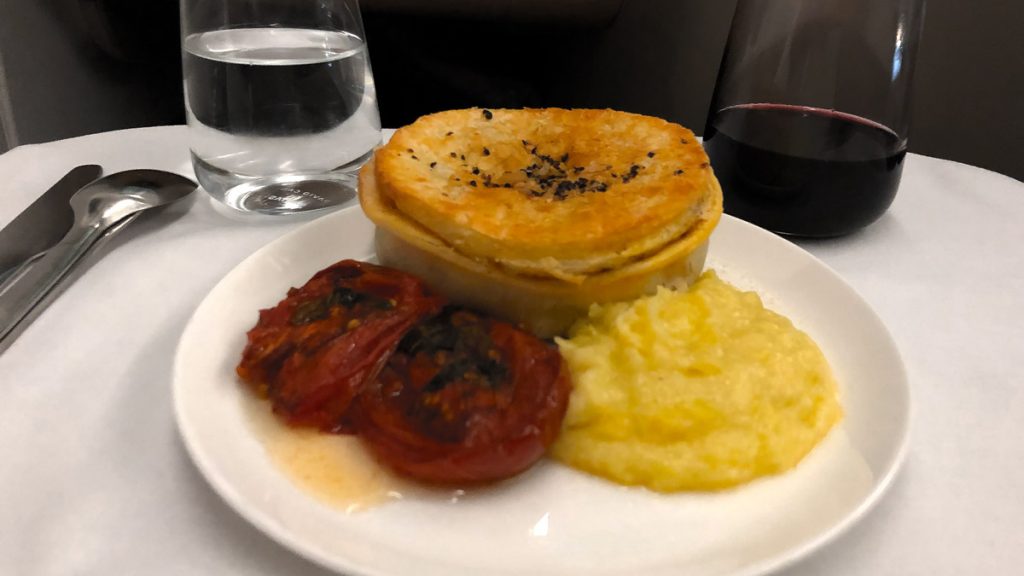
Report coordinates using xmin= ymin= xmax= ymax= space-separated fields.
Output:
xmin=173 ymin=208 xmax=909 ymax=576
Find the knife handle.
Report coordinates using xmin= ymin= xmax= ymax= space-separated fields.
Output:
xmin=0 ymin=222 xmax=107 ymax=350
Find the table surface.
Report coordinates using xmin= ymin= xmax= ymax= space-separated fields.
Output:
xmin=1 ymin=126 xmax=1022 ymax=576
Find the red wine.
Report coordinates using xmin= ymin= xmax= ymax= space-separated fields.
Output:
xmin=703 ymin=104 xmax=906 ymax=236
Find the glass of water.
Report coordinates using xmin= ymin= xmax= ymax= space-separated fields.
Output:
xmin=180 ymin=0 xmax=381 ymax=214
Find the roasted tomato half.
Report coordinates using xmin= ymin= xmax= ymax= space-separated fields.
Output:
xmin=237 ymin=260 xmax=443 ymax=431
xmin=355 ymin=308 xmax=572 ymax=483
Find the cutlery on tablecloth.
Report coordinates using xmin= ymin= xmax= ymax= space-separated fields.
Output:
xmin=0 ymin=170 xmax=197 ymax=354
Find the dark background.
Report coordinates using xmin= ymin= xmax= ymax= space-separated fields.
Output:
xmin=0 ymin=0 xmax=1020 ymax=180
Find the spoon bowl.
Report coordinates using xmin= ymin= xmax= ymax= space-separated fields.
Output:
xmin=70 ymin=170 xmax=198 ymax=229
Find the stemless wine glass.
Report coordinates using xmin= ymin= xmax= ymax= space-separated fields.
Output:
xmin=703 ymin=0 xmax=926 ymax=236
xmin=181 ymin=0 xmax=381 ymax=214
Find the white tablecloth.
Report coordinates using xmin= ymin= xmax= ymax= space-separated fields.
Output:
xmin=1 ymin=126 xmax=1022 ymax=575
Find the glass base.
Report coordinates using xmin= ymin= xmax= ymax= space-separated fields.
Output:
xmin=192 ymin=151 xmax=372 ymax=215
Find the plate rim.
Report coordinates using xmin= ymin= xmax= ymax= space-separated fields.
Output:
xmin=172 ymin=208 xmax=910 ymax=576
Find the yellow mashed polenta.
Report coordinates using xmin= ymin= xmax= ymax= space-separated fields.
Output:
xmin=551 ymin=271 xmax=842 ymax=491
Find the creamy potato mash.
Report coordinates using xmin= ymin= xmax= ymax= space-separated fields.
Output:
xmin=552 ymin=271 xmax=842 ymax=491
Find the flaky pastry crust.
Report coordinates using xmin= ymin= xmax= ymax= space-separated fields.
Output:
xmin=359 ymin=152 xmax=723 ymax=337
xmin=373 ymin=108 xmax=718 ymax=282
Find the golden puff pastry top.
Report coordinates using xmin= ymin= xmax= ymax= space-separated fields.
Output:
xmin=373 ymin=108 xmax=718 ymax=282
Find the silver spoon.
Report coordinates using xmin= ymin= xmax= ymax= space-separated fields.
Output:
xmin=0 ymin=170 xmax=196 ymax=352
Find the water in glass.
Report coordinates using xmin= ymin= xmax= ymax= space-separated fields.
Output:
xmin=183 ymin=27 xmax=381 ymax=213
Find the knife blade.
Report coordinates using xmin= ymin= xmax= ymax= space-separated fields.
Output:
xmin=0 ymin=165 xmax=103 ymax=279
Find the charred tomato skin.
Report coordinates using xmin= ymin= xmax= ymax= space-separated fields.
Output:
xmin=236 ymin=260 xmax=443 ymax=431
xmin=355 ymin=308 xmax=572 ymax=483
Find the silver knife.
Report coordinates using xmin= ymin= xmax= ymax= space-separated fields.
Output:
xmin=0 ymin=165 xmax=103 ymax=282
